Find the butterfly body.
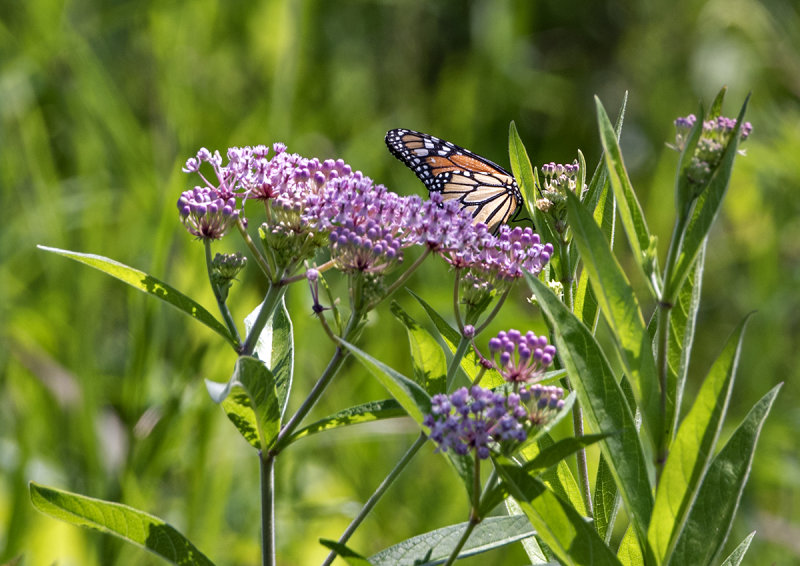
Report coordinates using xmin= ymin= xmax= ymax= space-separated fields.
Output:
xmin=385 ymin=128 xmax=523 ymax=232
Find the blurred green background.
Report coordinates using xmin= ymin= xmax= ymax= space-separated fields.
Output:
xmin=2 ymin=0 xmax=798 ymax=564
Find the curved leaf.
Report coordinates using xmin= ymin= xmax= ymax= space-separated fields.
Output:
xmin=286 ymin=399 xmax=405 ymax=444
xmin=368 ymin=515 xmax=535 ymax=566
xmin=37 ymin=246 xmax=236 ymax=347
xmin=565 ymin=191 xmax=660 ymax=452
xmin=649 ymin=317 xmax=749 ymax=563
xmin=30 ymin=482 xmax=215 ymax=566
xmin=496 ymin=461 xmax=622 ymax=566
xmin=390 ymin=301 xmax=446 ymax=394
xmin=526 ymin=275 xmax=654 ymax=555
xmin=245 ymin=298 xmax=294 ymax=417
xmin=206 ymin=356 xmax=281 ymax=450
xmin=668 ymin=383 xmax=781 ymax=565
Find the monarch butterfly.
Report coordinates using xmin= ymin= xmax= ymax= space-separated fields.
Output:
xmin=385 ymin=128 xmax=524 ymax=232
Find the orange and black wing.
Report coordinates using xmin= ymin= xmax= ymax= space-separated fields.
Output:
xmin=385 ymin=128 xmax=523 ymax=232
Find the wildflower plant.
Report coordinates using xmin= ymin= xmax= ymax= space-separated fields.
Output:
xmin=31 ymin=87 xmax=778 ymax=566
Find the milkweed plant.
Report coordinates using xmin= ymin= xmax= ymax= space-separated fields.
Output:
xmin=31 ymin=87 xmax=779 ymax=566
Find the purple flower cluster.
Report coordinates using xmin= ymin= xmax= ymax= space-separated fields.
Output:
xmin=424 ymin=386 xmax=529 ymax=459
xmin=180 ymin=142 xmax=554 ymax=282
xmin=671 ymin=114 xmax=753 ymax=186
xmin=520 ymin=383 xmax=565 ymax=426
xmin=488 ymin=329 xmax=556 ymax=383
xmin=177 ymin=186 xmax=240 ymax=240
xmin=328 ymin=219 xmax=402 ymax=273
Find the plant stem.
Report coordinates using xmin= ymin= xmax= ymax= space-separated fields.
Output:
xmin=444 ymin=456 xmax=483 ymax=566
xmin=568 ymin=376 xmax=593 ymax=517
xmin=446 ymin=335 xmax=471 ymax=391
xmin=260 ymin=450 xmax=275 ymax=566
xmin=321 ymin=433 xmax=428 ymax=566
xmin=237 ymin=218 xmax=274 ymax=279
xmin=203 ymin=240 xmax=242 ymax=347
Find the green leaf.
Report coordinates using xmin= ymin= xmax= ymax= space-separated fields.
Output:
xmin=206 ymin=356 xmax=281 ymax=450
xmin=479 ymin=434 xmax=608 ymax=516
xmin=526 ymin=275 xmax=654 ymax=554
xmin=673 ymin=102 xmax=705 ymax=212
xmin=593 ymin=454 xmax=620 ymax=543
xmin=617 ymin=524 xmax=644 ymax=566
xmin=368 ymin=515 xmax=536 ymax=566
xmin=664 ymin=242 xmax=705 ymax=439
xmin=29 ymin=482 xmax=215 ymax=566
xmin=594 ymin=98 xmax=655 ymax=286
xmin=496 ymin=461 xmax=622 ymax=566
xmin=667 ymin=95 xmax=750 ymax=299
xmin=318 ymin=540 xmax=372 ymax=566
xmin=390 ymin=301 xmax=447 ymax=394
xmin=285 ymin=399 xmax=405 ymax=444
xmin=648 ymin=316 xmax=749 ymax=563
xmin=719 ymin=531 xmax=755 ymax=566
xmin=505 ymin=499 xmax=551 ymax=564
xmin=244 ymin=297 xmax=294 ymax=418
xmin=407 ymin=290 xmax=485 ymax=384
xmin=37 ymin=246 xmax=236 ymax=347
xmin=508 ymin=121 xmax=558 ymax=251
xmin=564 ymin=190 xmax=660 ymax=452
xmin=668 ymin=383 xmax=782 ymax=566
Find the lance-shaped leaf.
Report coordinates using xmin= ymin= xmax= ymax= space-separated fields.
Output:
xmin=648 ymin=316 xmax=749 ymax=563
xmin=391 ymin=301 xmax=447 ymax=395
xmin=667 ymin=95 xmax=750 ymax=299
xmin=509 ymin=122 xmax=558 ymax=252
xmin=496 ymin=461 xmax=622 ymax=566
xmin=594 ymin=98 xmax=655 ymax=286
xmin=30 ymin=482 xmax=215 ymax=566
xmin=368 ymin=515 xmax=536 ymax=566
xmin=407 ymin=290 xmax=485 ymax=384
xmin=664 ymin=242 xmax=705 ymax=439
xmin=526 ymin=275 xmax=654 ymax=554
xmin=719 ymin=531 xmax=755 ymax=566
xmin=285 ymin=399 xmax=405 ymax=444
xmin=668 ymin=383 xmax=781 ymax=566
xmin=205 ymin=356 xmax=281 ymax=450
xmin=480 ymin=431 xmax=606 ymax=515
xmin=244 ymin=298 xmax=294 ymax=418
xmin=565 ymin=190 xmax=660 ymax=451
xmin=38 ymin=246 xmax=236 ymax=347
xmin=318 ymin=541 xmax=372 ymax=566
xmin=594 ymin=454 xmax=620 ymax=543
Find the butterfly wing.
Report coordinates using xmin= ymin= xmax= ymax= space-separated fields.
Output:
xmin=385 ymin=128 xmax=523 ymax=232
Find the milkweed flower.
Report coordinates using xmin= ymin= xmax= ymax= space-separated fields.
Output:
xmin=520 ymin=383 xmax=565 ymax=426
xmin=423 ymin=386 xmax=529 ymax=460
xmin=670 ymin=114 xmax=752 ymax=187
xmin=177 ymin=186 xmax=240 ymax=240
xmin=488 ymin=329 xmax=556 ymax=384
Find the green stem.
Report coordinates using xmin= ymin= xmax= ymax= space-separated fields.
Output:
xmin=321 ymin=433 xmax=428 ymax=566
xmin=444 ymin=457 xmax=483 ymax=566
xmin=446 ymin=335 xmax=471 ymax=391
xmin=241 ymin=283 xmax=286 ymax=356
xmin=260 ymin=450 xmax=275 ymax=566
xmin=273 ymin=313 xmax=362 ymax=452
xmin=203 ymin=240 xmax=242 ymax=347
xmin=472 ymin=286 xmax=511 ymax=336
xmin=372 ymin=248 xmax=431 ymax=310
xmin=236 ymin=218 xmax=273 ymax=279
xmin=568 ymin=376 xmax=593 ymax=517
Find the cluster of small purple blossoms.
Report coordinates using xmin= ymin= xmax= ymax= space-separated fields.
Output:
xmin=454 ymin=226 xmax=554 ymax=304
xmin=671 ymin=114 xmax=752 ymax=186
xmin=424 ymin=386 xmax=529 ymax=459
xmin=521 ymin=384 xmax=565 ymax=426
xmin=488 ymin=329 xmax=556 ymax=384
xmin=177 ymin=186 xmax=240 ymax=240
xmin=328 ymin=219 xmax=402 ymax=273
